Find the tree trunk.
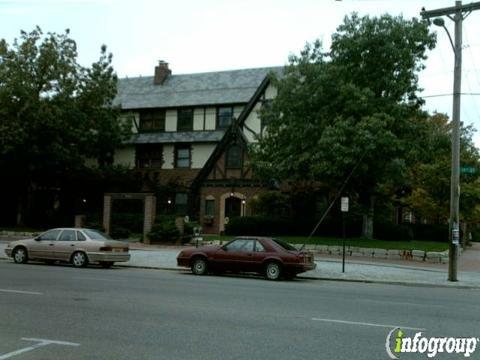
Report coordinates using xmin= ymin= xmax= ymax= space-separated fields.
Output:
xmin=362 ymin=195 xmax=375 ymax=239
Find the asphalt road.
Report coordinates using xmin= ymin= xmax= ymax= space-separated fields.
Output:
xmin=0 ymin=261 xmax=479 ymax=360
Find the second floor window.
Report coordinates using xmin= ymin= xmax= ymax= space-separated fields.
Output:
xmin=175 ymin=145 xmax=191 ymax=168
xmin=217 ymin=107 xmax=233 ymax=129
xmin=177 ymin=108 xmax=193 ymax=131
xmin=175 ymin=193 xmax=188 ymax=215
xmin=226 ymin=144 xmax=242 ymax=169
xmin=140 ymin=109 xmax=165 ymax=132
xmin=136 ymin=145 xmax=163 ymax=168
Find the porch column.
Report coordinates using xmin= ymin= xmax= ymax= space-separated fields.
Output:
xmin=103 ymin=195 xmax=112 ymax=235
xmin=143 ymin=195 xmax=156 ymax=244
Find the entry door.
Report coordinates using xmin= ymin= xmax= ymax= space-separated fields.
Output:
xmin=225 ymin=197 xmax=241 ymax=219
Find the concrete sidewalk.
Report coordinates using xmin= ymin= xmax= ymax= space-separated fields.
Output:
xmin=119 ymin=244 xmax=480 ymax=288
xmin=1 ymin=241 xmax=479 ymax=288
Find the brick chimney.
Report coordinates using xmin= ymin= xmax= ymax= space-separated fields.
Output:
xmin=154 ymin=60 xmax=171 ymax=85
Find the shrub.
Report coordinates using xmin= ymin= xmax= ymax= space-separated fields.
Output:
xmin=184 ymin=221 xmax=202 ymax=235
xmin=250 ymin=191 xmax=289 ymax=216
xmin=111 ymin=213 xmax=144 ymax=233
xmin=110 ymin=226 xmax=131 ymax=240
xmin=410 ymin=223 xmax=449 ymax=243
xmin=471 ymin=226 xmax=480 ymax=242
xmin=148 ymin=215 xmax=180 ymax=243
xmin=373 ymin=222 xmax=413 ymax=241
xmin=224 ymin=215 xmax=359 ymax=237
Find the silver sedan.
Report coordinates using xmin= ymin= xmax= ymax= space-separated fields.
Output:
xmin=4 ymin=228 xmax=130 ymax=268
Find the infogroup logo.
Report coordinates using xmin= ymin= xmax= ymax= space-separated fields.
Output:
xmin=385 ymin=328 xmax=479 ymax=359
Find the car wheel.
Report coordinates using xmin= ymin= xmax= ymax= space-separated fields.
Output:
xmin=13 ymin=247 xmax=28 ymax=264
xmin=265 ymin=262 xmax=282 ymax=280
xmin=100 ymin=261 xmax=114 ymax=269
xmin=71 ymin=251 xmax=88 ymax=268
xmin=191 ymin=257 xmax=207 ymax=275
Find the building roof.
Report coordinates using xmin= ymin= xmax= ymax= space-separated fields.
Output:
xmin=128 ymin=130 xmax=225 ymax=144
xmin=114 ymin=66 xmax=282 ymax=110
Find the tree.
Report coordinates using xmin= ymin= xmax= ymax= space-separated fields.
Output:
xmin=251 ymin=14 xmax=436 ymax=238
xmin=404 ymin=113 xmax=480 ymax=225
xmin=0 ymin=27 xmax=130 ymax=225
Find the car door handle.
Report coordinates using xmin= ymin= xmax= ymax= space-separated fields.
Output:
xmin=49 ymin=244 xmax=54 ymax=246
xmin=70 ymin=244 xmax=75 ymax=247
xmin=247 ymin=253 xmax=253 ymax=256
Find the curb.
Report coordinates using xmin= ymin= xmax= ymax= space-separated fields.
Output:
xmin=118 ymin=263 xmax=480 ymax=289
xmin=1 ymin=257 xmax=479 ymax=289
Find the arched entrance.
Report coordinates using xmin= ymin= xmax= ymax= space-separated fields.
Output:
xmin=225 ymin=197 xmax=241 ymax=219
xmin=219 ymin=192 xmax=246 ymax=232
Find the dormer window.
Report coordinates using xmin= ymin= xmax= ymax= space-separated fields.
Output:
xmin=217 ymin=106 xmax=233 ymax=129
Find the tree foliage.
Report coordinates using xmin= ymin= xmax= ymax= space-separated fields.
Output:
xmin=251 ymin=14 xmax=437 ymax=238
xmin=0 ymin=27 xmax=130 ymax=224
xmin=404 ymin=113 xmax=480 ymax=224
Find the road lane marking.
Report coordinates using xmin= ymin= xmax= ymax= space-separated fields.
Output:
xmin=311 ymin=318 xmax=425 ymax=331
xmin=73 ymin=277 xmax=122 ymax=282
xmin=0 ymin=338 xmax=79 ymax=359
xmin=0 ymin=289 xmax=42 ymax=295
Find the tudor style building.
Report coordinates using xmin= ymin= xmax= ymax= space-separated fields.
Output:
xmin=113 ymin=61 xmax=280 ymax=233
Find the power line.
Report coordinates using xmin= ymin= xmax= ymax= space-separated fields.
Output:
xmin=422 ymin=92 xmax=480 ymax=98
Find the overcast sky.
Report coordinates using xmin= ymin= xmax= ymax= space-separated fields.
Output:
xmin=2 ymin=0 xmax=480 ymax=146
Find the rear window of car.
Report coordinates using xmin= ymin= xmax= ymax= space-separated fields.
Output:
xmin=83 ymin=229 xmax=112 ymax=241
xmin=272 ymin=238 xmax=297 ymax=251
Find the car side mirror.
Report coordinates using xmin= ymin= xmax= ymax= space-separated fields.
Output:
xmin=34 ymin=237 xmax=41 ymax=241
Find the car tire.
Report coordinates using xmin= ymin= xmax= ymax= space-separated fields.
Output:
xmin=13 ymin=247 xmax=28 ymax=264
xmin=265 ymin=261 xmax=282 ymax=281
xmin=71 ymin=251 xmax=88 ymax=268
xmin=191 ymin=257 xmax=208 ymax=275
xmin=100 ymin=261 xmax=114 ymax=269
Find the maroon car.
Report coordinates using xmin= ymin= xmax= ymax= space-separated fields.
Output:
xmin=177 ymin=237 xmax=316 ymax=280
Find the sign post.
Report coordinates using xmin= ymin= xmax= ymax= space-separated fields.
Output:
xmin=341 ymin=197 xmax=349 ymax=273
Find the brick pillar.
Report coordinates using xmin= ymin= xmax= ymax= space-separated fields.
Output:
xmin=143 ymin=195 xmax=156 ymax=244
xmin=74 ymin=215 xmax=86 ymax=228
xmin=103 ymin=195 xmax=112 ymax=235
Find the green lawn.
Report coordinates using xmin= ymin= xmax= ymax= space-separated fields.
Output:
xmin=202 ymin=235 xmax=449 ymax=252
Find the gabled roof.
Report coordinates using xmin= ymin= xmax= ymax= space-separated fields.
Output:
xmin=191 ymin=73 xmax=274 ymax=189
xmin=114 ymin=66 xmax=282 ymax=110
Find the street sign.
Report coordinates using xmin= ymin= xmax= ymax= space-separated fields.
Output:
xmin=460 ymin=166 xmax=476 ymax=174
xmin=341 ymin=197 xmax=349 ymax=212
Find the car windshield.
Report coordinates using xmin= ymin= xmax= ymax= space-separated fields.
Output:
xmin=272 ymin=238 xmax=297 ymax=251
xmin=83 ymin=229 xmax=112 ymax=241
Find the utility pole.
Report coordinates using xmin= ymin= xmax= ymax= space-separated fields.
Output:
xmin=421 ymin=1 xmax=480 ymax=281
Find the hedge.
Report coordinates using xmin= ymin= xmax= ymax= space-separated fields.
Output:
xmin=225 ymin=215 xmax=450 ymax=242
